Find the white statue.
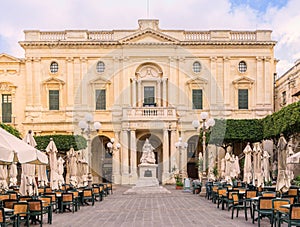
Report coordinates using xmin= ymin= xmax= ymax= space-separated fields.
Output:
xmin=140 ymin=139 xmax=156 ymax=164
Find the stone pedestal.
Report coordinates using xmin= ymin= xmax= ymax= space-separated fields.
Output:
xmin=123 ymin=163 xmax=170 ymax=194
xmin=135 ymin=164 xmax=159 ymax=187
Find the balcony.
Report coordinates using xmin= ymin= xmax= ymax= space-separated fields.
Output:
xmin=122 ymin=107 xmax=177 ymax=121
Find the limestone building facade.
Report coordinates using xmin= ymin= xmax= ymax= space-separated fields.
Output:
xmin=0 ymin=19 xmax=277 ymax=184
xmin=275 ymin=59 xmax=300 ymax=111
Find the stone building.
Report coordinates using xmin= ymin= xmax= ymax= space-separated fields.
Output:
xmin=0 ymin=19 xmax=277 ymax=184
xmin=275 ymin=59 xmax=300 ymax=111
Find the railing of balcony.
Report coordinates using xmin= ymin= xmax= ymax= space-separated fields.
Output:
xmin=123 ymin=107 xmax=177 ymax=119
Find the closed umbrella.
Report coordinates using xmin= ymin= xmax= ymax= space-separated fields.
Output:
xmin=57 ymin=157 xmax=65 ymax=188
xmin=67 ymin=147 xmax=78 ymax=187
xmin=38 ymin=164 xmax=48 ymax=187
xmin=224 ymin=148 xmax=232 ymax=184
xmin=9 ymin=162 xmax=17 ymax=186
xmin=243 ymin=143 xmax=252 ymax=184
xmin=46 ymin=138 xmax=59 ymax=190
xmin=20 ymin=131 xmax=38 ymax=196
xmin=234 ymin=155 xmax=240 ymax=179
xmin=252 ymin=142 xmax=263 ymax=187
xmin=0 ymin=165 xmax=8 ymax=190
xmin=276 ymin=134 xmax=290 ymax=193
xmin=262 ymin=150 xmax=271 ymax=183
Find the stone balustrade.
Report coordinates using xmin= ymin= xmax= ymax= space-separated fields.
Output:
xmin=123 ymin=107 xmax=177 ymax=120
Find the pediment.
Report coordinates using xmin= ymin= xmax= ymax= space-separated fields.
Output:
xmin=43 ymin=77 xmax=65 ymax=85
xmin=90 ymin=77 xmax=111 ymax=85
xmin=0 ymin=53 xmax=21 ymax=63
xmin=186 ymin=77 xmax=208 ymax=85
xmin=120 ymin=29 xmax=178 ymax=44
xmin=232 ymin=76 xmax=254 ymax=85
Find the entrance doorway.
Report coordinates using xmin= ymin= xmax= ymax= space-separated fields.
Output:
xmin=136 ymin=134 xmax=162 ymax=183
xmin=91 ymin=135 xmax=112 ymax=183
xmin=187 ymin=135 xmax=201 ymax=179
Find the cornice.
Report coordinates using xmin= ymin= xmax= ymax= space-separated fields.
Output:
xmin=19 ymin=40 xmax=277 ymax=47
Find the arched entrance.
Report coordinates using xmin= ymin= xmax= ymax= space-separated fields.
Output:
xmin=136 ymin=134 xmax=163 ymax=183
xmin=91 ymin=135 xmax=113 ymax=183
xmin=187 ymin=135 xmax=201 ymax=179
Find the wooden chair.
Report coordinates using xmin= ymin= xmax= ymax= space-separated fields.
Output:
xmin=216 ymin=188 xmax=227 ymax=209
xmin=256 ymin=197 xmax=274 ymax=227
xmin=2 ymin=199 xmax=18 ymax=209
xmin=92 ymin=187 xmax=101 ymax=202
xmin=82 ymin=189 xmax=95 ymax=206
xmin=0 ymin=195 xmax=10 ymax=207
xmin=279 ymin=203 xmax=300 ymax=227
xmin=282 ymin=195 xmax=296 ymax=205
xmin=40 ymin=196 xmax=53 ymax=224
xmin=13 ymin=202 xmax=30 ymax=227
xmin=107 ymin=183 xmax=113 ymax=195
xmin=288 ymin=188 xmax=299 ymax=203
xmin=231 ymin=192 xmax=248 ymax=221
xmin=0 ymin=207 xmax=14 ymax=226
xmin=262 ymin=191 xmax=276 ymax=197
xmin=272 ymin=198 xmax=290 ymax=227
xmin=70 ymin=191 xmax=80 ymax=211
xmin=243 ymin=190 xmax=258 ymax=220
xmin=44 ymin=192 xmax=58 ymax=213
xmin=61 ymin=193 xmax=75 ymax=213
xmin=28 ymin=199 xmax=45 ymax=227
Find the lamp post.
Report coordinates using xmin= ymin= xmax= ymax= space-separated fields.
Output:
xmin=78 ymin=113 xmax=101 ymax=171
xmin=107 ymin=138 xmax=121 ymax=154
xmin=175 ymin=137 xmax=188 ymax=181
xmin=192 ymin=112 xmax=215 ymax=178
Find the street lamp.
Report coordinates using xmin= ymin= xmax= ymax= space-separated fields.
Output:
xmin=175 ymin=137 xmax=188 ymax=180
xmin=78 ymin=113 xmax=101 ymax=170
xmin=192 ymin=112 xmax=215 ymax=177
xmin=107 ymin=138 xmax=121 ymax=154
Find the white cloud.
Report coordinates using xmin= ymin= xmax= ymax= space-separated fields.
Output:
xmin=0 ymin=0 xmax=299 ymax=75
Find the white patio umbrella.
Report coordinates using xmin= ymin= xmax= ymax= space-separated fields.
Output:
xmin=9 ymin=162 xmax=17 ymax=186
xmin=224 ymin=149 xmax=232 ymax=184
xmin=67 ymin=147 xmax=78 ymax=187
xmin=46 ymin=138 xmax=59 ymax=190
xmin=252 ymin=142 xmax=263 ymax=187
xmin=234 ymin=155 xmax=240 ymax=178
xmin=276 ymin=134 xmax=290 ymax=193
xmin=220 ymin=158 xmax=226 ymax=178
xmin=20 ymin=130 xmax=39 ymax=196
xmin=38 ymin=164 xmax=48 ymax=187
xmin=57 ymin=156 xmax=65 ymax=188
xmin=262 ymin=150 xmax=271 ymax=183
xmin=243 ymin=143 xmax=252 ymax=184
xmin=0 ymin=165 xmax=8 ymax=189
xmin=0 ymin=128 xmax=48 ymax=164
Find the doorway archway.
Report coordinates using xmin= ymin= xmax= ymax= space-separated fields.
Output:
xmin=187 ymin=135 xmax=201 ymax=179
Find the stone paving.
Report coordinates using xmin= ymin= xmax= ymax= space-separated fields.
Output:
xmin=43 ymin=185 xmax=285 ymax=227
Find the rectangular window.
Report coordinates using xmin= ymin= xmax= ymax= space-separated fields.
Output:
xmin=238 ymin=89 xmax=248 ymax=109
xmin=2 ymin=94 xmax=12 ymax=123
xmin=49 ymin=90 xmax=59 ymax=110
xmin=192 ymin=89 xmax=203 ymax=109
xmin=96 ymin=89 xmax=106 ymax=110
xmin=282 ymin=91 xmax=287 ymax=105
xmin=144 ymin=86 xmax=155 ymax=106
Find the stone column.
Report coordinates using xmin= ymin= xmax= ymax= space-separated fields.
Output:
xmin=25 ymin=57 xmax=33 ymax=106
xmin=162 ymin=128 xmax=170 ymax=183
xmin=112 ymin=131 xmax=121 ymax=184
xmin=130 ymin=129 xmax=138 ymax=184
xmin=33 ymin=57 xmax=41 ymax=106
xmin=256 ymin=57 xmax=263 ymax=105
xmin=157 ymin=79 xmax=161 ymax=106
xmin=121 ymin=129 xmax=129 ymax=184
xmin=170 ymin=130 xmax=178 ymax=178
xmin=80 ymin=57 xmax=88 ymax=107
xmin=132 ymin=79 xmax=137 ymax=107
xmin=138 ymin=79 xmax=142 ymax=107
xmin=162 ymin=78 xmax=167 ymax=107
xmin=66 ymin=57 xmax=74 ymax=106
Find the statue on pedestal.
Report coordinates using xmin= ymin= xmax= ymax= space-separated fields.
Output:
xmin=140 ymin=139 xmax=156 ymax=164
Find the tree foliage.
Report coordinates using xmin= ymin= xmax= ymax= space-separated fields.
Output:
xmin=204 ymin=101 xmax=300 ymax=145
xmin=34 ymin=134 xmax=87 ymax=154
xmin=0 ymin=123 xmax=22 ymax=138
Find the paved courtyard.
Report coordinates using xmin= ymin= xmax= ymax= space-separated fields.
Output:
xmin=44 ymin=185 xmax=281 ymax=227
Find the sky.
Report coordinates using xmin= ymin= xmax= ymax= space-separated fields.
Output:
xmin=0 ymin=0 xmax=299 ymax=76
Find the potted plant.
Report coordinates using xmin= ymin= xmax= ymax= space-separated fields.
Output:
xmin=176 ymin=180 xmax=184 ymax=190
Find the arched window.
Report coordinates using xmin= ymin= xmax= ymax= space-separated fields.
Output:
xmin=193 ymin=61 xmax=201 ymax=73
xmin=96 ymin=61 xmax=105 ymax=73
xmin=238 ymin=61 xmax=247 ymax=73
xmin=50 ymin=61 xmax=59 ymax=73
